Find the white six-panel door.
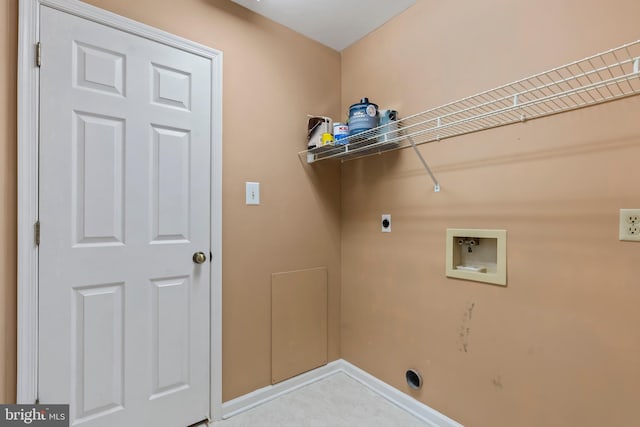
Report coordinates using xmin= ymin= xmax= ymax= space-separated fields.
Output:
xmin=38 ymin=5 xmax=212 ymax=426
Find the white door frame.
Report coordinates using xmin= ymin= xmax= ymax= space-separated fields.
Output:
xmin=17 ymin=0 xmax=223 ymax=420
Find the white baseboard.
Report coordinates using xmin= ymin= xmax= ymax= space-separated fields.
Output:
xmin=339 ymin=360 xmax=463 ymax=427
xmin=221 ymin=360 xmax=343 ymax=419
xmin=221 ymin=359 xmax=463 ymax=427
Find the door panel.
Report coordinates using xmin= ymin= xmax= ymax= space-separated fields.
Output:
xmin=152 ymin=64 xmax=191 ymax=110
xmin=39 ymin=5 xmax=212 ymax=426
xmin=150 ymin=277 xmax=190 ymax=398
xmin=73 ymin=283 xmax=124 ymax=420
xmin=74 ymin=41 xmax=126 ymax=96
xmin=151 ymin=125 xmax=191 ymax=243
xmin=73 ymin=112 xmax=125 ymax=246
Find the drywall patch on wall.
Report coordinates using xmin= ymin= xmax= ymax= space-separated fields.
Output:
xmin=271 ymin=267 xmax=328 ymax=384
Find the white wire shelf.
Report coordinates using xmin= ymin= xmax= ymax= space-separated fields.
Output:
xmin=301 ymin=39 xmax=640 ymax=171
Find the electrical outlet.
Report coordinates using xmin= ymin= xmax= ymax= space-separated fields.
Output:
xmin=619 ymin=209 xmax=640 ymax=241
xmin=381 ymin=214 xmax=391 ymax=232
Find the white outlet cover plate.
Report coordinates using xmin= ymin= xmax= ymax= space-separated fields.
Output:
xmin=619 ymin=209 xmax=640 ymax=241
xmin=382 ymin=214 xmax=391 ymax=232
xmin=246 ymin=182 xmax=260 ymax=205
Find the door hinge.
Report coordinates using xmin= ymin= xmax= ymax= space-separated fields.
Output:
xmin=35 ymin=221 xmax=40 ymax=246
xmin=36 ymin=42 xmax=41 ymax=67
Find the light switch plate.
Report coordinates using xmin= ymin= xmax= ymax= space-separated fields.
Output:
xmin=246 ymin=182 xmax=260 ymax=205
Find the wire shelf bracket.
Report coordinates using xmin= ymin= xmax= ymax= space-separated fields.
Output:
xmin=300 ymin=39 xmax=640 ymax=192
xmin=407 ymin=135 xmax=440 ymax=192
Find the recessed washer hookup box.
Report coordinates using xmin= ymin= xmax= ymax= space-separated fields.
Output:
xmin=445 ymin=228 xmax=507 ymax=286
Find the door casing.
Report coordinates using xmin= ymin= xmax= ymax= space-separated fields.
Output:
xmin=17 ymin=0 xmax=223 ymax=420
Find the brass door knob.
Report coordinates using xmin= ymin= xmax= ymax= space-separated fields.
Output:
xmin=192 ymin=251 xmax=207 ymax=264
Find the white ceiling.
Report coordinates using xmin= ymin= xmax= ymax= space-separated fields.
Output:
xmin=229 ymin=0 xmax=416 ymax=51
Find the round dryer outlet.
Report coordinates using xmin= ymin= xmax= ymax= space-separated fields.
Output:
xmin=381 ymin=214 xmax=391 ymax=232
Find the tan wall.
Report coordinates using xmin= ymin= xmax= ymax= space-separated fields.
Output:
xmin=1 ymin=0 xmax=342 ymax=403
xmin=0 ymin=0 xmax=18 ymax=404
xmin=340 ymin=1 xmax=640 ymax=426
